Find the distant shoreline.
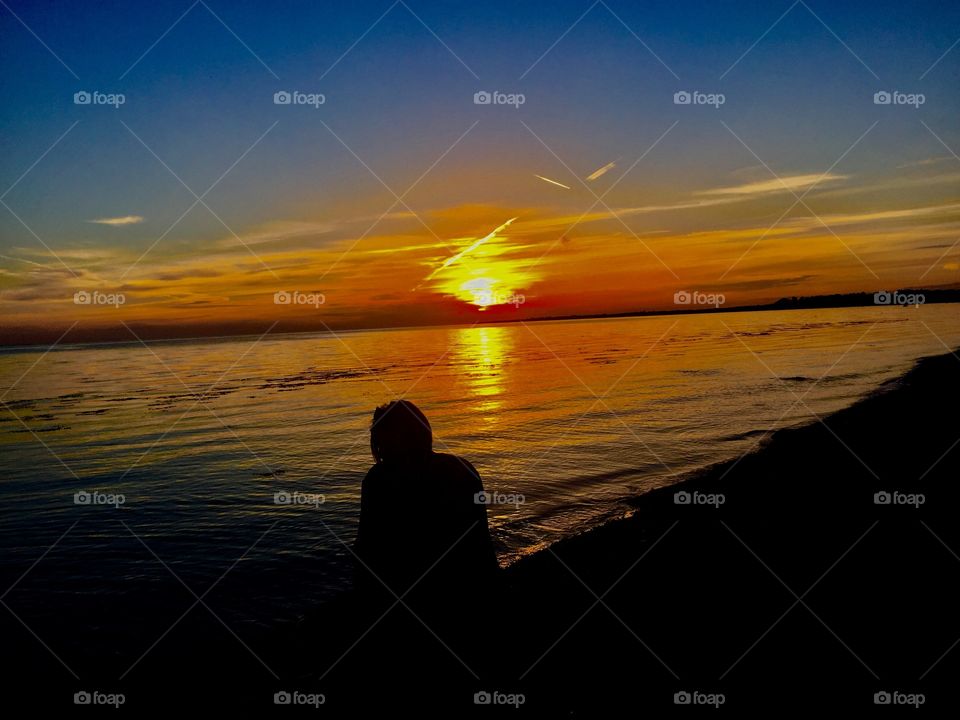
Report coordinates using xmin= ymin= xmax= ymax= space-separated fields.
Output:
xmin=3 ymin=288 xmax=958 ymax=352
xmin=484 ymin=287 xmax=960 ymax=326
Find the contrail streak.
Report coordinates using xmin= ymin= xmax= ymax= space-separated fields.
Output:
xmin=414 ymin=217 xmax=518 ymax=290
xmin=586 ymin=160 xmax=617 ymax=181
xmin=534 ymin=174 xmax=571 ymax=190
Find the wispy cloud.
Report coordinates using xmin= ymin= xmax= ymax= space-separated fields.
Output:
xmin=213 ymin=213 xmax=417 ymax=250
xmin=87 ymin=215 xmax=144 ymax=226
xmin=784 ymin=202 xmax=960 ymax=229
xmin=896 ymin=156 xmax=953 ymax=169
xmin=699 ymin=173 xmax=847 ymax=197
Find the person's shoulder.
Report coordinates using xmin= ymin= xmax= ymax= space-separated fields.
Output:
xmin=362 ymin=462 xmax=386 ymax=486
xmin=431 ymin=453 xmax=481 ymax=483
xmin=361 ymin=463 xmax=399 ymax=503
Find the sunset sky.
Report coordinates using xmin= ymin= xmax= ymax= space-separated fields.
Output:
xmin=1 ymin=0 xmax=958 ymax=344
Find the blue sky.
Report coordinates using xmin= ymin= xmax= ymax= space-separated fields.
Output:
xmin=1 ymin=0 xmax=959 ymax=341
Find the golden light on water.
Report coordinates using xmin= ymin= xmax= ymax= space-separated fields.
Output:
xmin=451 ymin=325 xmax=513 ymax=413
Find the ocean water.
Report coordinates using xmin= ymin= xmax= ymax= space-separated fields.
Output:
xmin=1 ymin=305 xmax=958 ymax=662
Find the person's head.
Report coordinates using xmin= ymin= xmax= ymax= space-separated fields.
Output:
xmin=370 ymin=400 xmax=433 ymax=463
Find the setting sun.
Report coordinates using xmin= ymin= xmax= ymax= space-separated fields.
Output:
xmin=423 ymin=217 xmax=539 ymax=310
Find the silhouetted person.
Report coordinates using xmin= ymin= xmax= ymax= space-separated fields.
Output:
xmin=351 ymin=400 xmax=499 ymax=692
xmin=355 ymin=400 xmax=497 ymax=599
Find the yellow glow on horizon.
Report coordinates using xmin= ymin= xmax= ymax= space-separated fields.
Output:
xmin=422 ymin=216 xmax=540 ymax=309
xmin=437 ymin=254 xmax=539 ymax=309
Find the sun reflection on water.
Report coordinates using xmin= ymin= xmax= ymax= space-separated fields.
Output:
xmin=451 ymin=325 xmax=513 ymax=414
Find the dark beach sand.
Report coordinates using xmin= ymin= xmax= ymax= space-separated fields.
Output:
xmin=8 ymin=348 xmax=959 ymax=715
